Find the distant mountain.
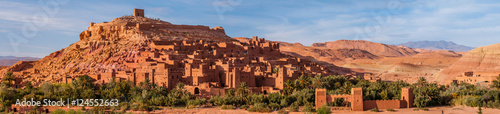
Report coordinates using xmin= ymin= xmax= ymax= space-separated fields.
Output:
xmin=312 ymin=40 xmax=419 ymax=57
xmin=397 ymin=40 xmax=474 ymax=52
xmin=0 ymin=56 xmax=40 ymax=66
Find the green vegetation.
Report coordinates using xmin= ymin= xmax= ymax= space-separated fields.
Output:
xmin=369 ymin=108 xmax=379 ymax=112
xmin=386 ymin=108 xmax=395 ymax=111
xmin=316 ymin=105 xmax=331 ymax=114
xmin=4 ymin=72 xmax=500 ymax=113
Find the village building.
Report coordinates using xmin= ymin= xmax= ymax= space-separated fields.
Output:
xmin=455 ymin=71 xmax=499 ymax=85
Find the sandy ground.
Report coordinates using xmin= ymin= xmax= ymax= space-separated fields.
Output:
xmin=144 ymin=106 xmax=500 ymax=114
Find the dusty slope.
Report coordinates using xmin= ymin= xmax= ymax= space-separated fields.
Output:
xmin=266 ymin=39 xmax=462 ymax=83
xmin=438 ymin=43 xmax=500 ymax=82
xmin=311 ymin=40 xmax=419 ymax=57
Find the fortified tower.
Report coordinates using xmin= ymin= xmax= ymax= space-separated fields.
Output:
xmin=134 ymin=8 xmax=144 ymax=17
xmin=315 ymin=89 xmax=328 ymax=108
xmin=401 ymin=87 xmax=414 ymax=108
xmin=351 ymin=87 xmax=363 ymax=111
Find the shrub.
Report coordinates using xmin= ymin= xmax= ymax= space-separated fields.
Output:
xmin=289 ymin=102 xmax=299 ymax=112
xmin=66 ymin=109 xmax=83 ymax=114
xmin=302 ymin=102 xmax=315 ymax=112
xmin=187 ymin=98 xmax=207 ymax=107
xmin=269 ymin=103 xmax=281 ymax=110
xmin=248 ymin=103 xmax=271 ymax=113
xmin=386 ymin=108 xmax=395 ymax=111
xmin=240 ymin=105 xmax=250 ymax=110
xmin=51 ymin=109 xmax=66 ymax=114
xmin=369 ymin=108 xmax=379 ymax=112
xmin=277 ymin=108 xmax=288 ymax=114
xmin=220 ymin=105 xmax=235 ymax=110
xmin=316 ymin=105 xmax=331 ymax=114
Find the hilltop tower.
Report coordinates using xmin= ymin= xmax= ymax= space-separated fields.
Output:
xmin=134 ymin=9 xmax=144 ymax=17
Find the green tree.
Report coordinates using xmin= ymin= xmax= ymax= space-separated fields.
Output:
xmin=316 ymin=105 xmax=331 ymax=114
xmin=3 ymin=72 xmax=15 ymax=86
xmin=0 ymin=83 xmax=16 ymax=109
xmin=490 ymin=74 xmax=500 ymax=89
xmin=70 ymin=75 xmax=96 ymax=99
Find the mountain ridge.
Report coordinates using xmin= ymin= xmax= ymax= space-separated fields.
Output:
xmin=397 ymin=40 xmax=474 ymax=52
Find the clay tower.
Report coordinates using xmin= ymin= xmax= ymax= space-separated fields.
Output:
xmin=401 ymin=87 xmax=414 ymax=108
xmin=134 ymin=8 xmax=144 ymax=17
xmin=351 ymin=87 xmax=364 ymax=111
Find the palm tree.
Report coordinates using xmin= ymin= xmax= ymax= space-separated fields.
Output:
xmin=3 ymin=72 xmax=15 ymax=86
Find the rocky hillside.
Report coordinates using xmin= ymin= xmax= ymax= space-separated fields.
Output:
xmin=438 ymin=43 xmax=500 ymax=82
xmin=0 ymin=16 xmax=234 ymax=81
xmin=234 ymin=38 xmax=379 ymax=66
xmin=311 ymin=40 xmax=419 ymax=57
xmin=1 ymin=14 xmax=351 ymax=84
xmin=398 ymin=40 xmax=474 ymax=52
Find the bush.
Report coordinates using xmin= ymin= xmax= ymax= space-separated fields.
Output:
xmin=302 ymin=102 xmax=315 ymax=112
xmin=289 ymin=102 xmax=299 ymax=112
xmin=247 ymin=103 xmax=271 ymax=113
xmin=386 ymin=108 xmax=395 ymax=111
xmin=277 ymin=108 xmax=288 ymax=114
xmin=51 ymin=109 xmax=66 ymax=114
xmin=240 ymin=105 xmax=250 ymax=110
xmin=220 ymin=105 xmax=235 ymax=110
xmin=369 ymin=108 xmax=379 ymax=112
xmin=187 ymin=98 xmax=207 ymax=107
xmin=316 ymin=105 xmax=331 ymax=114
xmin=66 ymin=109 xmax=83 ymax=114
xmin=269 ymin=103 xmax=281 ymax=110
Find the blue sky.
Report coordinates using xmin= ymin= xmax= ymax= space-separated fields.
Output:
xmin=2 ymin=0 xmax=500 ymax=57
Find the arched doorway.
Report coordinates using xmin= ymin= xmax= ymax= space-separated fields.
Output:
xmin=263 ymin=90 xmax=267 ymax=94
xmin=194 ymin=87 xmax=200 ymax=94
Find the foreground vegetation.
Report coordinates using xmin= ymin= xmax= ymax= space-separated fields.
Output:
xmin=2 ymin=72 xmax=500 ymax=113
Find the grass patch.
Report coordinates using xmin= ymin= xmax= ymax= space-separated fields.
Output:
xmin=220 ymin=105 xmax=236 ymax=110
xmin=386 ymin=108 xmax=395 ymax=111
xmin=369 ymin=108 xmax=379 ymax=112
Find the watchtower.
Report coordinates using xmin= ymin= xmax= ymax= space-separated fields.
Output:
xmin=315 ymin=89 xmax=328 ymax=108
xmin=401 ymin=87 xmax=414 ymax=108
xmin=351 ymin=87 xmax=364 ymax=111
xmin=134 ymin=9 xmax=144 ymax=17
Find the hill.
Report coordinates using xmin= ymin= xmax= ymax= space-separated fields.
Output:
xmin=276 ymin=39 xmax=462 ymax=83
xmin=438 ymin=43 xmax=500 ymax=83
xmin=0 ymin=9 xmax=351 ymax=92
xmin=397 ymin=40 xmax=474 ymax=52
xmin=311 ymin=40 xmax=419 ymax=57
